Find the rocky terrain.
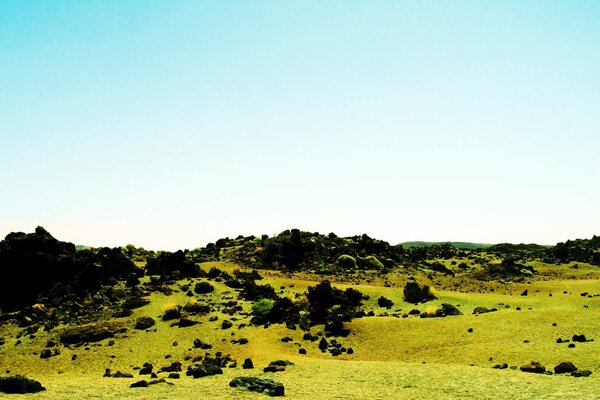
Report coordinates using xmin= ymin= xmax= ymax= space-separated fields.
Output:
xmin=1 ymin=227 xmax=599 ymax=398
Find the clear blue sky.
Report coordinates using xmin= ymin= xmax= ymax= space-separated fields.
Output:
xmin=1 ymin=1 xmax=599 ymax=250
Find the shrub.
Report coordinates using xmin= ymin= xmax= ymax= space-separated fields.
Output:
xmin=364 ymin=255 xmax=384 ymax=269
xmin=337 ymin=255 xmax=357 ymax=269
xmin=252 ymin=299 xmax=274 ymax=315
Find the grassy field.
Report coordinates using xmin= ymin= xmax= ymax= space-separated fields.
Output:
xmin=1 ymin=261 xmax=599 ymax=399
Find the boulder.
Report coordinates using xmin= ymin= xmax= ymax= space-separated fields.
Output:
xmin=229 ymin=376 xmax=284 ymax=397
xmin=440 ymin=303 xmax=462 ymax=316
xmin=571 ymin=370 xmax=592 ymax=377
xmin=242 ymin=358 xmax=254 ymax=369
xmin=194 ymin=282 xmax=215 ymax=294
xmin=60 ymin=322 xmax=124 ymax=344
xmin=134 ymin=317 xmax=155 ymax=330
xmin=0 ymin=375 xmax=46 ymax=394
xmin=520 ymin=361 xmax=546 ymax=374
xmin=403 ymin=282 xmax=421 ymax=303
xmin=473 ymin=307 xmax=497 ymax=315
xmin=377 ymin=296 xmax=394 ymax=308
xmin=554 ymin=362 xmax=577 ymax=374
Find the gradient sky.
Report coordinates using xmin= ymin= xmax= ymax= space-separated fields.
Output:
xmin=1 ymin=1 xmax=599 ymax=250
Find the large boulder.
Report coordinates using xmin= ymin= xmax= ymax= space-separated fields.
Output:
xmin=60 ymin=322 xmax=125 ymax=344
xmin=554 ymin=362 xmax=577 ymax=374
xmin=0 ymin=375 xmax=45 ymax=394
xmin=403 ymin=281 xmax=436 ymax=304
xmin=229 ymin=376 xmax=284 ymax=397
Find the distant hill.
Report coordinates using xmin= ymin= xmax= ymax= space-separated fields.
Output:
xmin=399 ymin=241 xmax=495 ymax=249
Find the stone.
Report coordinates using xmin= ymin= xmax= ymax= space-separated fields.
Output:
xmin=221 ymin=320 xmax=233 ymax=330
xmin=134 ymin=317 xmax=155 ymax=330
xmin=0 ymin=375 xmax=46 ymax=394
xmin=60 ymin=322 xmax=124 ymax=345
xmin=229 ymin=376 xmax=284 ymax=397
xmin=571 ymin=370 xmax=592 ymax=377
xmin=554 ymin=362 xmax=577 ymax=374
xmin=520 ymin=361 xmax=545 ymax=374
xmin=243 ymin=358 xmax=254 ymax=369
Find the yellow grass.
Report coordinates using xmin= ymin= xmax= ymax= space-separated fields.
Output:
xmin=1 ymin=261 xmax=600 ymax=398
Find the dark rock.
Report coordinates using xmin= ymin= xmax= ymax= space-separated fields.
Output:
xmin=473 ymin=307 xmax=497 ymax=315
xmin=318 ymin=337 xmax=328 ymax=351
xmin=264 ymin=365 xmax=285 ymax=372
xmin=493 ymin=363 xmax=508 ymax=369
xmin=134 ymin=317 xmax=155 ymax=330
xmin=571 ymin=370 xmax=592 ymax=377
xmin=403 ymin=282 xmax=421 ymax=303
xmin=520 ymin=361 xmax=545 ymax=374
xmin=0 ymin=375 xmax=46 ymax=394
xmin=40 ymin=349 xmax=52 ymax=359
xmin=168 ymin=373 xmax=180 ymax=379
xmin=194 ymin=282 xmax=215 ymax=294
xmin=268 ymin=360 xmax=294 ymax=366
xmin=222 ymin=320 xmax=233 ymax=330
xmin=572 ymin=334 xmax=588 ymax=342
xmin=175 ymin=318 xmax=198 ymax=328
xmin=521 ymin=290 xmax=528 ymax=296
xmin=193 ymin=338 xmax=212 ymax=349
xmin=229 ymin=376 xmax=284 ymax=397
xmin=554 ymin=362 xmax=578 ymax=374
xmin=112 ymin=371 xmax=133 ymax=378
xmin=139 ymin=363 xmax=153 ymax=375
xmin=377 ymin=296 xmax=394 ymax=308
xmin=162 ymin=306 xmax=181 ymax=321
xmin=160 ymin=362 xmax=182 ymax=373
xmin=242 ymin=358 xmax=254 ymax=369
xmin=440 ymin=303 xmax=462 ymax=316
xmin=130 ymin=380 xmax=148 ymax=388
xmin=60 ymin=322 xmax=124 ymax=345
xmin=299 ymin=348 xmax=306 ymax=354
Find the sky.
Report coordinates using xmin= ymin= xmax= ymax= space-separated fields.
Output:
xmin=1 ymin=1 xmax=599 ymax=250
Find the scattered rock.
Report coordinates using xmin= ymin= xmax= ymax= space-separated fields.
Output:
xmin=230 ymin=376 xmax=284 ymax=397
xmin=242 ymin=358 xmax=254 ymax=369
